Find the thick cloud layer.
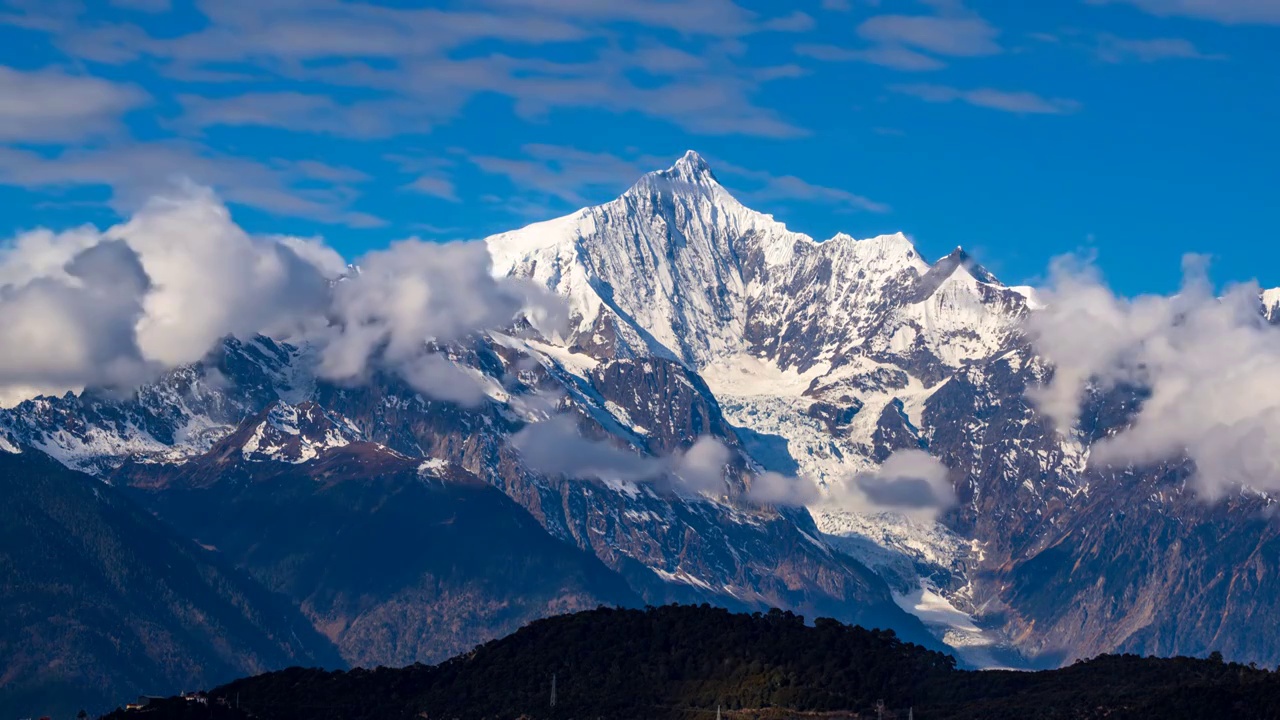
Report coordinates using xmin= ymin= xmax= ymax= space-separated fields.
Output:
xmin=1027 ymin=254 xmax=1280 ymax=497
xmin=119 ymin=187 xmax=334 ymax=366
xmin=0 ymin=240 xmax=152 ymax=401
xmin=0 ymin=186 xmax=335 ymax=402
xmin=0 ymin=184 xmax=565 ymax=406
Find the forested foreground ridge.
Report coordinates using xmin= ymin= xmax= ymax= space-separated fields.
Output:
xmin=105 ymin=605 xmax=1280 ymax=720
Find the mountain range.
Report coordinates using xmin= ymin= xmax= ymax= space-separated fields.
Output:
xmin=3 ymin=151 xmax=1280 ymax=716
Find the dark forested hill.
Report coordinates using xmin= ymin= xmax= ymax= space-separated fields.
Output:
xmin=0 ymin=451 xmax=342 ymax=719
xmin=104 ymin=605 xmax=1280 ymax=720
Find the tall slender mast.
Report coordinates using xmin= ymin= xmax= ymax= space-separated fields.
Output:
xmin=550 ymin=672 xmax=557 ymax=709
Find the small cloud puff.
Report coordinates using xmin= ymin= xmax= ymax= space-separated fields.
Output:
xmin=749 ymin=448 xmax=955 ymax=520
xmin=510 ymin=417 xmax=734 ymax=496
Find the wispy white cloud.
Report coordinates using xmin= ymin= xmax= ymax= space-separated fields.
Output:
xmin=763 ymin=11 xmax=816 ymax=32
xmin=795 ymin=43 xmax=946 ymax=71
xmin=0 ymin=66 xmax=146 ymax=143
xmin=858 ymin=13 xmax=1001 ymax=58
xmin=1093 ymin=33 xmax=1225 ymax=63
xmin=714 ymin=160 xmax=891 ymax=214
xmin=892 ymin=83 xmax=1082 ymax=115
xmin=478 ymin=0 xmax=808 ymax=37
xmin=403 ymin=175 xmax=460 ymax=203
xmin=108 ymin=0 xmax=170 ymax=11
xmin=19 ymin=0 xmax=807 ymax=140
xmin=468 ymin=145 xmax=667 ymax=207
xmin=1088 ymin=0 xmax=1280 ymax=25
xmin=0 ymin=0 xmax=824 ymax=228
xmin=173 ymin=92 xmax=449 ymax=139
xmin=466 ymin=145 xmax=888 ymax=217
xmin=0 ymin=142 xmax=383 ymax=227
xmin=798 ymin=4 xmax=1000 ymax=72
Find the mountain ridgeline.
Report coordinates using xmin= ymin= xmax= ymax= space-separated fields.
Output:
xmin=3 ymin=152 xmax=1280 ymax=715
xmin=104 ymin=605 xmax=1280 ymax=720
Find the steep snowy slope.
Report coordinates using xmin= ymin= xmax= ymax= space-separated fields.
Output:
xmin=487 ymin=151 xmax=794 ymax=365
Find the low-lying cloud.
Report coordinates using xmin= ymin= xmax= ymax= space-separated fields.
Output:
xmin=510 ymin=414 xmax=662 ymax=483
xmin=510 ymin=416 xmax=734 ymax=496
xmin=512 ymin=415 xmax=955 ymax=517
xmin=1027 ymin=254 xmax=1280 ymax=497
xmin=749 ymin=448 xmax=956 ymax=520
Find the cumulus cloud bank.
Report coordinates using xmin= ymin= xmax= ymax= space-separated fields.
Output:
xmin=0 ymin=184 xmax=566 ymax=406
xmin=1027 ymin=254 xmax=1280 ymax=497
xmin=318 ymin=239 xmax=565 ymax=395
xmin=0 ymin=185 xmax=333 ymax=402
xmin=0 ymin=239 xmax=152 ymax=401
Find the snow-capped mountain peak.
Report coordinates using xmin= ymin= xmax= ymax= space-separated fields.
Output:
xmin=642 ymin=149 xmax=718 ymax=189
xmin=489 ymin=152 xmax=1029 ymax=377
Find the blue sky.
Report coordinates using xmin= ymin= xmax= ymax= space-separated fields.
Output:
xmin=1 ymin=0 xmax=1277 ymax=295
